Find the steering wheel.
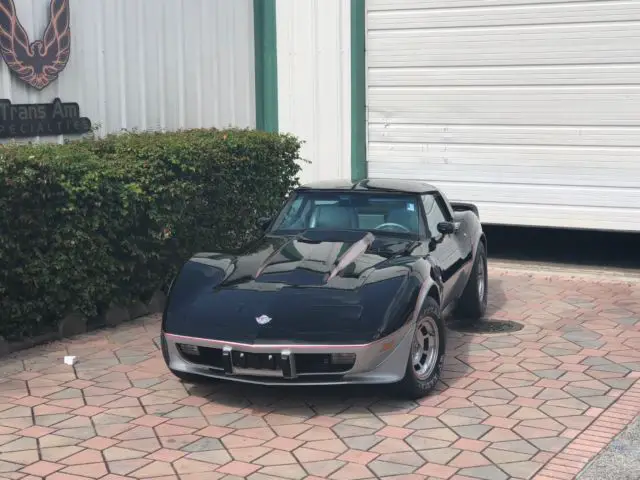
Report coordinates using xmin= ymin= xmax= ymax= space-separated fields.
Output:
xmin=374 ymin=222 xmax=412 ymax=233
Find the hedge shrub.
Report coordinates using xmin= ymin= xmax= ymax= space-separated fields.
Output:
xmin=0 ymin=128 xmax=302 ymax=341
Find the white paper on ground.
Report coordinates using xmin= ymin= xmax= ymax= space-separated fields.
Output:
xmin=63 ymin=356 xmax=77 ymax=366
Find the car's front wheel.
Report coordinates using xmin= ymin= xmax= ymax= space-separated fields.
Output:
xmin=397 ymin=297 xmax=446 ymax=399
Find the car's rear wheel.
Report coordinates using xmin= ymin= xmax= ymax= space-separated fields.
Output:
xmin=454 ymin=241 xmax=488 ymax=323
xmin=397 ymin=297 xmax=446 ymax=399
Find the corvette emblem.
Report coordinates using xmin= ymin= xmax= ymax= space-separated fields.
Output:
xmin=256 ymin=314 xmax=272 ymax=325
xmin=0 ymin=0 xmax=71 ymax=90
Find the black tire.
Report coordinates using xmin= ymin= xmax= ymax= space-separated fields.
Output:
xmin=454 ymin=241 xmax=488 ymax=323
xmin=397 ymin=297 xmax=446 ymax=399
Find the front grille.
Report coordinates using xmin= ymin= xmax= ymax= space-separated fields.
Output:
xmin=231 ymin=351 xmax=282 ymax=371
xmin=177 ymin=345 xmax=355 ymax=376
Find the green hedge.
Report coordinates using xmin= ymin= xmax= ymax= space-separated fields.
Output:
xmin=0 ymin=128 xmax=302 ymax=341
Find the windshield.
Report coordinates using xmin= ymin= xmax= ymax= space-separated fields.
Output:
xmin=270 ymin=191 xmax=425 ymax=237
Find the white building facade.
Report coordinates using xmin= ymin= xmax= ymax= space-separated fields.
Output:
xmin=4 ymin=0 xmax=640 ymax=232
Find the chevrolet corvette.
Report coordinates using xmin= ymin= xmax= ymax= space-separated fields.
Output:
xmin=160 ymin=179 xmax=487 ymax=398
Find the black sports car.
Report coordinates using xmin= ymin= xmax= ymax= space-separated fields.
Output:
xmin=161 ymin=179 xmax=487 ymax=398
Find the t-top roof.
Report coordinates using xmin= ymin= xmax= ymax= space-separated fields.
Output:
xmin=297 ymin=178 xmax=439 ymax=194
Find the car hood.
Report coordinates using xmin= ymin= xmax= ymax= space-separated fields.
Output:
xmin=164 ymin=230 xmax=424 ymax=344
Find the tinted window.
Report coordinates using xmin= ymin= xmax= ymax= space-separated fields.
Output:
xmin=422 ymin=194 xmax=448 ymax=238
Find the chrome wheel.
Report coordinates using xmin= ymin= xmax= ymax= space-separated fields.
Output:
xmin=477 ymin=257 xmax=486 ymax=300
xmin=411 ymin=316 xmax=440 ymax=381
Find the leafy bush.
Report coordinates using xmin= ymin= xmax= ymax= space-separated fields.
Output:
xmin=0 ymin=128 xmax=301 ymax=341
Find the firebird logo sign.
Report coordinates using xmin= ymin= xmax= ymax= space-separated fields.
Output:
xmin=0 ymin=0 xmax=70 ymax=90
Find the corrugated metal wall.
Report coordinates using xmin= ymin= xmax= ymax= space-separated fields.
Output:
xmin=1 ymin=0 xmax=256 ymax=143
xmin=276 ymin=0 xmax=352 ymax=185
xmin=366 ymin=0 xmax=640 ymax=231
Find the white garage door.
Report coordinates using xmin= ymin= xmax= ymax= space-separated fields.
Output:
xmin=366 ymin=0 xmax=640 ymax=232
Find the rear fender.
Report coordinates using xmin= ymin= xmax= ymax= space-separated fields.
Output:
xmin=453 ymin=204 xmax=485 ymax=262
xmin=450 ymin=201 xmax=479 ymax=219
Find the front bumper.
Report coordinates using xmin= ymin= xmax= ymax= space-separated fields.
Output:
xmin=161 ymin=323 xmax=414 ymax=386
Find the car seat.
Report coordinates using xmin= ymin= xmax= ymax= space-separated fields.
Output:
xmin=309 ymin=204 xmax=357 ymax=229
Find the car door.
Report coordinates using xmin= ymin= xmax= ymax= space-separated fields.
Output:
xmin=421 ymin=193 xmax=470 ymax=308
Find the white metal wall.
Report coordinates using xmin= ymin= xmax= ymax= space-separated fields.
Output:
xmin=1 ymin=0 xmax=256 ymax=143
xmin=366 ymin=0 xmax=640 ymax=232
xmin=276 ymin=0 xmax=351 ymax=185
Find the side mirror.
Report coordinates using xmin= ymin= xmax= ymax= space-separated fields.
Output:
xmin=258 ymin=217 xmax=272 ymax=231
xmin=437 ymin=221 xmax=456 ymax=235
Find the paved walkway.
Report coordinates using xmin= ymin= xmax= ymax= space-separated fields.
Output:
xmin=0 ymin=265 xmax=639 ymax=480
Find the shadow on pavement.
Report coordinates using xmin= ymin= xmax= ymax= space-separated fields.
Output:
xmin=484 ymin=278 xmax=508 ymax=318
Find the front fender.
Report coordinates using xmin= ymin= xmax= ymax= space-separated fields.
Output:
xmin=359 ymin=257 xmax=441 ymax=341
xmin=411 ymin=262 xmax=441 ymax=323
xmin=162 ymin=254 xmax=236 ymax=331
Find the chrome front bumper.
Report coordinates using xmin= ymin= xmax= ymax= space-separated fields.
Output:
xmin=161 ymin=323 xmax=415 ymax=386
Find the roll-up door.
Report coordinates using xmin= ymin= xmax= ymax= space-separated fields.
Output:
xmin=366 ymin=0 xmax=640 ymax=231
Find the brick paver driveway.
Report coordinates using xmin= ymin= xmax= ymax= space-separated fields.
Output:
xmin=1 ymin=265 xmax=639 ymax=480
